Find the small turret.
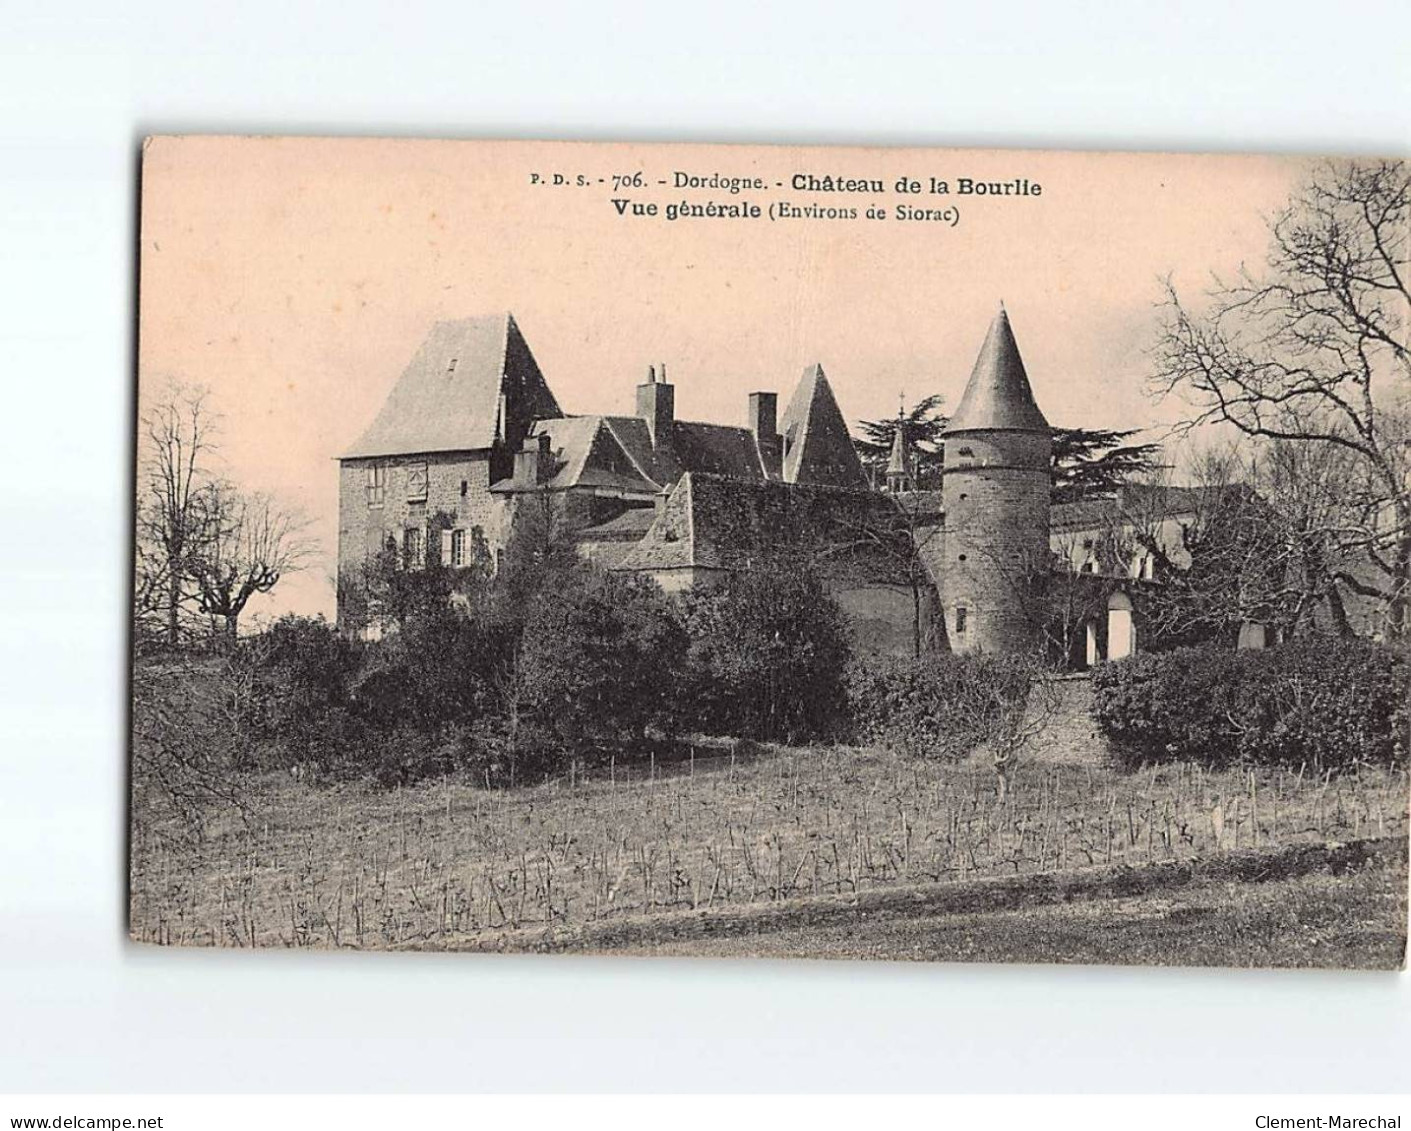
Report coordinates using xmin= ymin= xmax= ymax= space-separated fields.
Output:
xmin=884 ymin=401 xmax=913 ymax=493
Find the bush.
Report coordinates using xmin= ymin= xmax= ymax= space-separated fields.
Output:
xmin=846 ymin=651 xmax=1038 ymax=760
xmin=1091 ymin=636 xmax=1409 ymax=770
xmin=683 ymin=567 xmax=852 ymax=743
xmin=518 ymin=571 xmax=688 ymax=754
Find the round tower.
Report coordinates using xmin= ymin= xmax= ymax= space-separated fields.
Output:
xmin=940 ymin=306 xmax=1052 ymax=654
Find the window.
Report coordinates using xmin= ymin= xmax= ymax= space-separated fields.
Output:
xmin=955 ymin=606 xmax=968 ymax=636
xmin=450 ymin=528 xmax=466 ymax=568
xmin=406 ymin=462 xmax=429 ymax=502
xmin=404 ymin=527 xmax=424 ymax=570
xmin=447 ymin=357 xmax=458 ymax=373
xmin=365 ymin=464 xmax=387 ymax=508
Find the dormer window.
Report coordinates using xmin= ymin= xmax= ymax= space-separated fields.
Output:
xmin=447 ymin=357 xmax=458 ymax=373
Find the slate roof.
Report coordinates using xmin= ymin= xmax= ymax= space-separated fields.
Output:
xmin=577 ymin=507 xmax=660 ymax=540
xmin=600 ymin=416 xmax=767 ymax=489
xmin=778 ymin=364 xmax=869 ymax=489
xmin=615 ymin=471 xmax=909 ymax=585
xmin=1050 ymin=485 xmax=1215 ymax=531
xmin=343 ymin=313 xmax=561 ymax=459
xmin=944 ymin=306 xmax=1050 ymax=435
xmin=674 ymin=421 xmax=769 ymax=480
xmin=519 ymin=416 xmax=659 ymax=495
xmin=886 ymin=422 xmax=910 ymax=475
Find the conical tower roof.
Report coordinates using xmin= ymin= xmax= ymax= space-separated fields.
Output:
xmin=943 ymin=306 xmax=1049 ymax=435
xmin=886 ymin=417 xmax=909 ymax=475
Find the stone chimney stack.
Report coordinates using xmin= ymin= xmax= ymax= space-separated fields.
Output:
xmin=514 ymin=431 xmax=552 ymax=486
xmin=636 ymin=363 xmax=675 ymax=451
xmin=748 ymin=391 xmax=782 ymax=478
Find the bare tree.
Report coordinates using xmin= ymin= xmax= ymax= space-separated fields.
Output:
xmin=189 ymin=482 xmax=313 ymax=640
xmin=823 ymin=492 xmax=944 ymax=657
xmin=136 ymin=380 xmax=219 ymax=646
xmin=1153 ymin=159 xmax=1411 ymax=637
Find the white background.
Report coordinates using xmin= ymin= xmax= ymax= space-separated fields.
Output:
xmin=1 ymin=0 xmax=1409 ymax=1095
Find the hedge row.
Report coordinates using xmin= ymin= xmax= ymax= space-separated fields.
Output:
xmin=845 ymin=652 xmax=1038 ymax=761
xmin=1090 ymin=636 xmax=1409 ymax=770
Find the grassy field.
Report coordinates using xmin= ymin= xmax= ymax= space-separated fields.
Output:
xmin=611 ymin=850 xmax=1409 ymax=968
xmin=129 ymin=737 xmax=1410 ymax=965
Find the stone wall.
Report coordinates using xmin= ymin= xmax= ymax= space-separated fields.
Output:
xmin=939 ymin=430 xmax=1050 ymax=654
xmin=336 ymin=451 xmax=508 ymax=627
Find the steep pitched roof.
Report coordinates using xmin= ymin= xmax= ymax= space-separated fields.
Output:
xmin=778 ymin=364 xmax=869 ymax=489
xmin=343 ymin=312 xmax=561 ymax=459
xmin=944 ymin=306 xmax=1050 ymax=435
xmin=886 ymin=421 xmax=909 ymax=475
xmin=519 ymin=416 xmax=660 ymax=494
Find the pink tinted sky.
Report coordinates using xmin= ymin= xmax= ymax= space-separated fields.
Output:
xmin=138 ymin=137 xmax=1306 ymax=623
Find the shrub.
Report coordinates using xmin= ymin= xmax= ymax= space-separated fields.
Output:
xmin=518 ymin=571 xmax=688 ymax=754
xmin=683 ymin=567 xmax=852 ymax=743
xmin=1091 ymin=636 xmax=1409 ymax=770
xmin=131 ymin=657 xmax=253 ymax=844
xmin=846 ymin=651 xmax=1039 ymax=761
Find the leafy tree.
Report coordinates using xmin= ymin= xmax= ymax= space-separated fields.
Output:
xmin=518 ymin=570 xmax=688 ymax=752
xmin=853 ymin=398 xmax=1161 ymax=502
xmin=1050 ymin=427 xmax=1164 ymax=504
xmin=494 ymin=491 xmax=585 ymax=619
xmin=345 ymin=514 xmax=495 ymax=635
xmin=854 ymin=394 xmax=947 ymax=488
xmin=683 ymin=564 xmax=852 ymax=743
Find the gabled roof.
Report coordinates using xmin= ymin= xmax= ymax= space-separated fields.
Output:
xmin=944 ymin=306 xmax=1050 ymax=435
xmin=778 ymin=364 xmax=869 ymax=489
xmin=534 ymin=416 xmax=660 ymax=494
xmin=342 ymin=312 xmax=561 ymax=459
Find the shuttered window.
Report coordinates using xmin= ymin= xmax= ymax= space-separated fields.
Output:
xmin=365 ymin=464 xmax=386 ymax=507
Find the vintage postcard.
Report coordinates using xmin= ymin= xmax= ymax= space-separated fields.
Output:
xmin=131 ymin=137 xmax=1409 ymax=967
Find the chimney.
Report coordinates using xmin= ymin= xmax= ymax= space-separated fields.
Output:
xmin=748 ymin=391 xmax=782 ymax=478
xmin=636 ymin=364 xmax=675 ymax=451
xmin=514 ymin=432 xmax=552 ymax=486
